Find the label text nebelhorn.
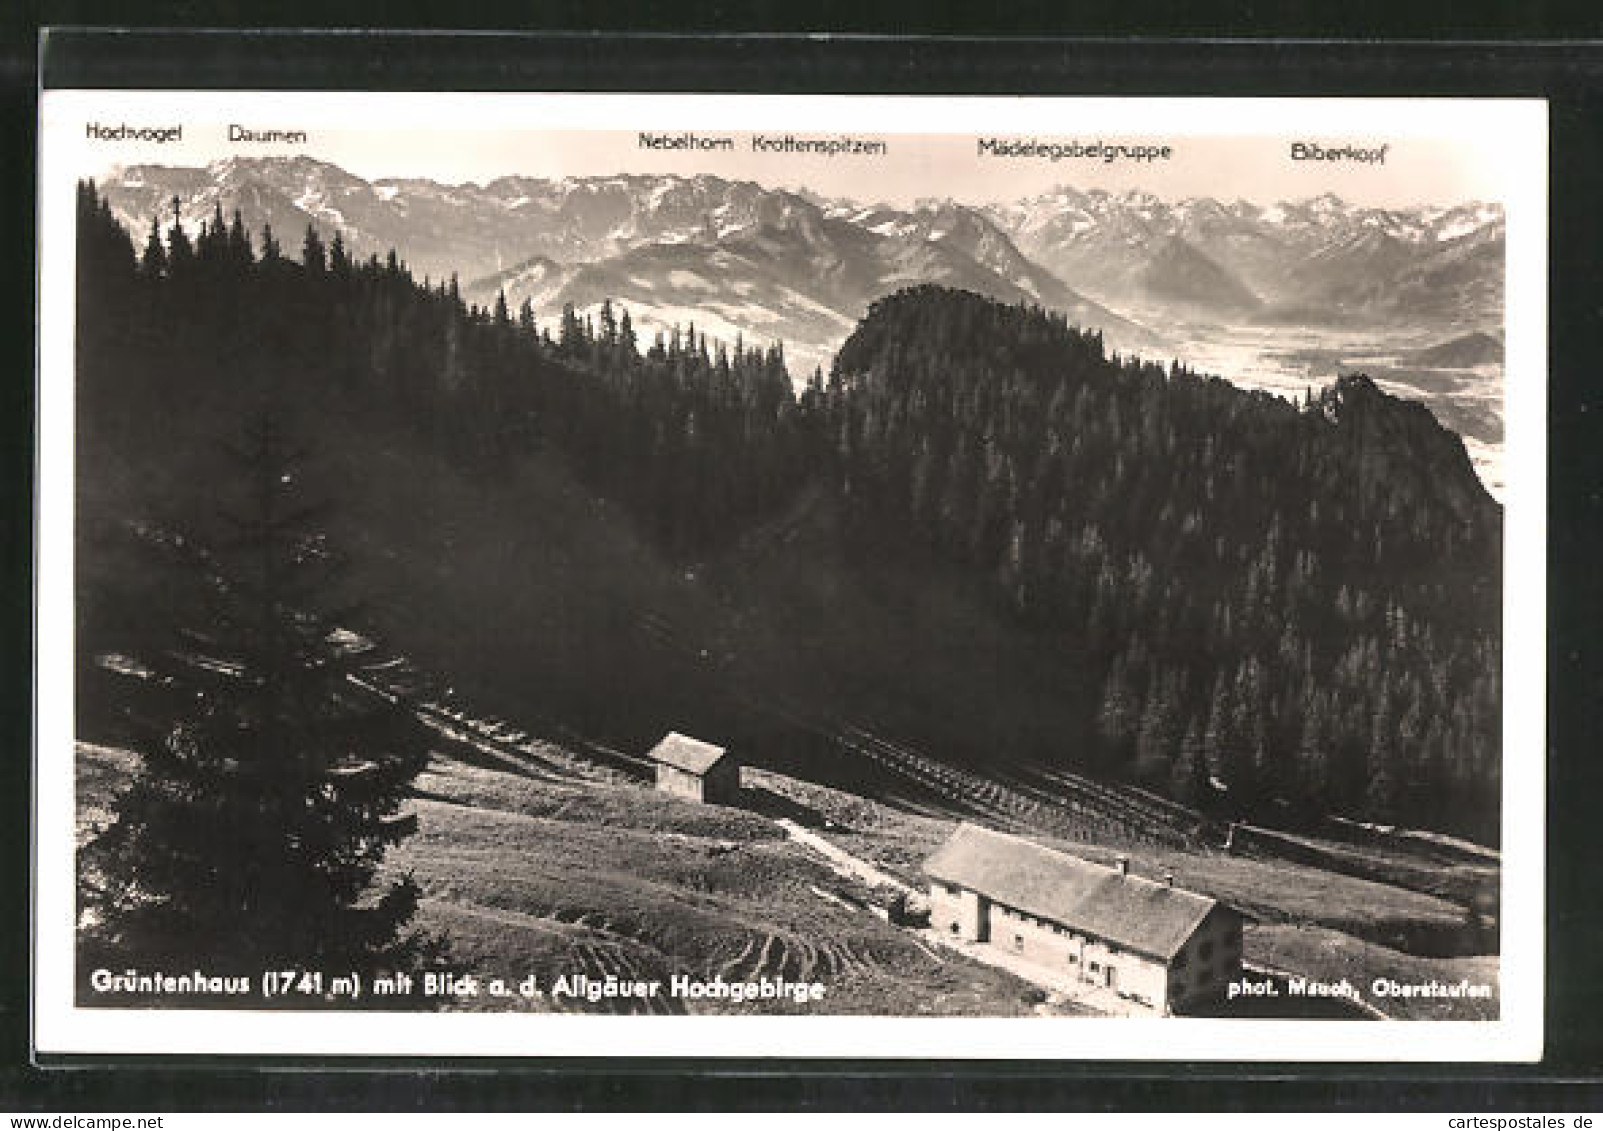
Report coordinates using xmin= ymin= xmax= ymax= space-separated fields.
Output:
xmin=639 ymin=131 xmax=735 ymax=151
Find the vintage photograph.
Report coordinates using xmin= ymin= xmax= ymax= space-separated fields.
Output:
xmin=35 ymin=92 xmax=1546 ymax=1058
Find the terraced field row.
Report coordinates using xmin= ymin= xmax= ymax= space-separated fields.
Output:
xmin=836 ymin=725 xmax=1197 ymax=850
xmin=623 ymin=602 xmax=1207 ymax=848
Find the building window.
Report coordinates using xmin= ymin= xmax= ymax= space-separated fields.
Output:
xmin=1068 ymin=954 xmax=1077 ymax=964
xmin=1014 ymin=935 xmax=1024 ymax=951
xmin=1089 ymin=962 xmax=1101 ymax=975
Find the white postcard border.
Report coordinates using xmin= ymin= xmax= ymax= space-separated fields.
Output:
xmin=34 ymin=90 xmax=1549 ymax=1061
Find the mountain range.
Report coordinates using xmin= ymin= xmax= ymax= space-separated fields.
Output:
xmin=95 ymin=155 xmax=1505 ymax=378
xmin=983 ymin=187 xmax=1504 ymax=329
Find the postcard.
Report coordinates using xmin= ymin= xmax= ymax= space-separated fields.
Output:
xmin=34 ymin=89 xmax=1547 ymax=1060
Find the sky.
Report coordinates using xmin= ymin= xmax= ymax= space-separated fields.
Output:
xmin=47 ymin=91 xmax=1539 ymax=210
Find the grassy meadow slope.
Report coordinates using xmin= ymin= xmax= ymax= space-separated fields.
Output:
xmin=76 ymin=737 xmax=1495 ymax=1019
xmin=75 ymin=741 xmax=1069 ymax=1017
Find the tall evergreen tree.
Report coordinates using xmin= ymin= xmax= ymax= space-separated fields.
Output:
xmin=79 ymin=408 xmax=440 ymax=985
xmin=329 ymin=230 xmax=350 ymax=277
xmin=140 ymin=215 xmax=167 ymax=279
xmin=301 ymin=224 xmax=326 ymax=274
xmin=1171 ymin=717 xmax=1210 ymax=808
xmin=165 ymin=196 xmax=193 ymax=274
xmin=260 ymin=221 xmax=282 ymax=264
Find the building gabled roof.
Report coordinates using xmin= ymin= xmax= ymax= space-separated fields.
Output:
xmin=924 ymin=822 xmax=1224 ymax=961
xmin=647 ymin=732 xmax=729 ymax=776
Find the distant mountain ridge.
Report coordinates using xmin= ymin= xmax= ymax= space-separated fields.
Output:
xmin=982 ymin=187 xmax=1504 ymax=329
xmin=95 ymin=156 xmax=1505 ymax=376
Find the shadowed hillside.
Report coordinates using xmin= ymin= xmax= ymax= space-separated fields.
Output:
xmin=73 ymin=184 xmax=1501 ymax=852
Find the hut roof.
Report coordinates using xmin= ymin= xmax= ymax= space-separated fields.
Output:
xmin=647 ymin=732 xmax=729 ymax=776
xmin=924 ymin=822 xmax=1224 ymax=961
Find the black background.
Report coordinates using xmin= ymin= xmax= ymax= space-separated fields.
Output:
xmin=4 ymin=11 xmax=1603 ymax=1112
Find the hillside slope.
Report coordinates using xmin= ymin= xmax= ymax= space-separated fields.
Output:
xmin=76 ymin=737 xmax=1495 ymax=1019
xmin=73 ymin=188 xmax=1502 ymax=854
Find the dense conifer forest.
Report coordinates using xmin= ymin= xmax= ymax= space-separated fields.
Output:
xmin=824 ymin=288 xmax=1501 ymax=835
xmin=76 ymin=182 xmax=817 ymax=557
xmin=73 ymin=182 xmax=1503 ymax=841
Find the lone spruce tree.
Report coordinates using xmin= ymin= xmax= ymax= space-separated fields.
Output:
xmin=80 ymin=409 xmax=439 ymax=988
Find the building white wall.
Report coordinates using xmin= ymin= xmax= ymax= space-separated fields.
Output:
xmin=929 ymin=882 xmax=988 ymax=942
xmin=928 ymin=881 xmax=1174 ymax=1011
xmin=654 ymin=759 xmax=741 ymax=805
xmin=656 ymin=763 xmax=704 ymax=802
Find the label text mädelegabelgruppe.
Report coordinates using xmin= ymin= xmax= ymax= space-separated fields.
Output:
xmin=977 ymin=137 xmax=1173 ymax=163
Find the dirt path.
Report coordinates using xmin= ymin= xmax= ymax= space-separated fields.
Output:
xmin=775 ymin=818 xmax=915 ymax=896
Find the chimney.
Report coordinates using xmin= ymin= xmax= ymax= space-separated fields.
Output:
xmin=1115 ymin=855 xmax=1128 ymax=877
xmin=1164 ymin=871 xmax=1175 ymax=888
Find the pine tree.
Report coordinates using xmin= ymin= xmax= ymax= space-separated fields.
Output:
xmin=1363 ymin=722 xmax=1400 ymax=823
xmin=1095 ymin=653 xmax=1139 ymax=767
xmin=79 ymin=409 xmax=441 ymax=987
xmin=559 ymin=303 xmax=583 ymax=355
xmin=1134 ymin=675 xmax=1180 ymax=783
xmin=165 ymin=196 xmax=193 ymax=274
xmin=301 ymin=225 xmax=326 ymax=274
xmin=228 ymin=208 xmax=253 ymax=266
xmin=619 ymin=308 xmax=636 ymax=355
xmin=260 ymin=221 xmax=282 ymax=264
xmin=199 ymin=201 xmax=228 ymax=263
xmin=329 ymin=230 xmax=351 ymax=277
xmin=141 ymin=215 xmax=168 ymax=279
xmin=1171 ymin=717 xmax=1210 ymax=807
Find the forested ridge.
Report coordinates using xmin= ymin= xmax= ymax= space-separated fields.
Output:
xmin=824 ymin=287 xmax=1501 ymax=836
xmin=74 ymin=183 xmax=1502 ymax=840
xmin=76 ymin=183 xmax=818 ymax=558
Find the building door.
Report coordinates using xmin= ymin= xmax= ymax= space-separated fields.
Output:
xmin=1105 ymin=964 xmax=1118 ymax=991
